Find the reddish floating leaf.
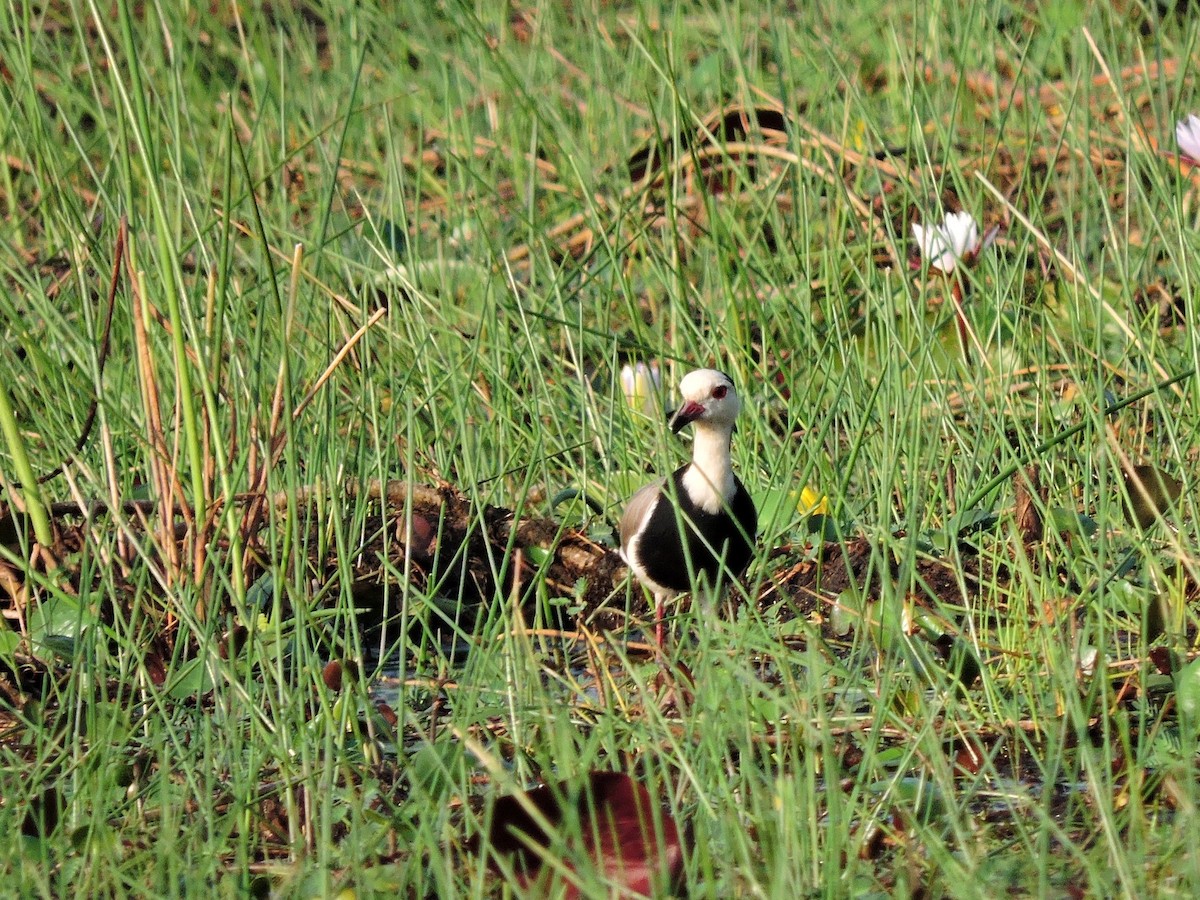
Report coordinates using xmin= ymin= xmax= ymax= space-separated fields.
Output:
xmin=322 ymin=660 xmax=344 ymax=692
xmin=1149 ymin=646 xmax=1177 ymax=676
xmin=951 ymin=736 xmax=985 ymax=776
xmin=400 ymin=513 xmax=436 ymax=559
xmin=142 ymin=645 xmax=168 ymax=686
xmin=375 ymin=701 xmax=398 ymax=728
xmin=473 ymin=771 xmax=685 ymax=897
xmin=322 ymin=658 xmax=360 ymax=693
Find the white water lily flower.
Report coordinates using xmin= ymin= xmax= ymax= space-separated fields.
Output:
xmin=619 ymin=361 xmax=661 ymax=414
xmin=1176 ymin=114 xmax=1200 ymax=163
xmin=912 ymin=211 xmax=981 ymax=274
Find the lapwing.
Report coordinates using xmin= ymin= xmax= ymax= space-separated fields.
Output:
xmin=619 ymin=368 xmax=757 ymax=647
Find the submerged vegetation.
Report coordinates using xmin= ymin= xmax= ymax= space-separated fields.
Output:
xmin=5 ymin=1 xmax=1200 ymax=895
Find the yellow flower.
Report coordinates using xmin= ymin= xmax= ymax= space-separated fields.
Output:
xmin=796 ymin=485 xmax=828 ymax=516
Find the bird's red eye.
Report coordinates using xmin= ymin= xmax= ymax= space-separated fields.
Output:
xmin=713 ymin=385 xmax=728 ymax=399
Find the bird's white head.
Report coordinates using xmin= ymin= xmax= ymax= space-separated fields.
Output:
xmin=669 ymin=369 xmax=741 ymax=434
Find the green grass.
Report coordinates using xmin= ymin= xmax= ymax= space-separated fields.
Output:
xmin=5 ymin=0 xmax=1200 ymax=895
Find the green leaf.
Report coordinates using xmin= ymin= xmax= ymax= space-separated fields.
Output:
xmin=948 ymin=508 xmax=999 ymax=537
xmin=1049 ymin=507 xmax=1098 ymax=536
xmin=0 ymin=626 xmax=21 ymax=668
xmin=866 ymin=776 xmax=947 ymax=824
xmin=246 ymin=572 xmax=276 ymax=610
xmin=755 ymin=487 xmax=803 ymax=534
xmin=1175 ymin=656 xmax=1200 ymax=736
xmin=166 ymin=656 xmax=220 ymax=700
xmin=28 ymin=595 xmax=97 ymax=660
xmin=408 ymin=739 xmax=467 ymax=799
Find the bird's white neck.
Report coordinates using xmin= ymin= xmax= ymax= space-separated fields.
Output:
xmin=681 ymin=423 xmax=735 ymax=514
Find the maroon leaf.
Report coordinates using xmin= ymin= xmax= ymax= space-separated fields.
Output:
xmin=472 ymin=771 xmax=686 ymax=897
xmin=321 ymin=658 xmax=363 ymax=694
xmin=951 ymin=736 xmax=985 ymax=776
xmin=1149 ymin=646 xmax=1177 ymax=676
xmin=375 ymin=701 xmax=398 ymax=728
xmin=399 ymin=513 xmax=436 ymax=560
xmin=322 ymin=660 xmax=344 ymax=692
xmin=142 ymin=645 xmax=168 ymax=686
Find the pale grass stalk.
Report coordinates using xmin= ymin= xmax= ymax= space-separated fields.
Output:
xmin=130 ymin=262 xmax=183 ymax=587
